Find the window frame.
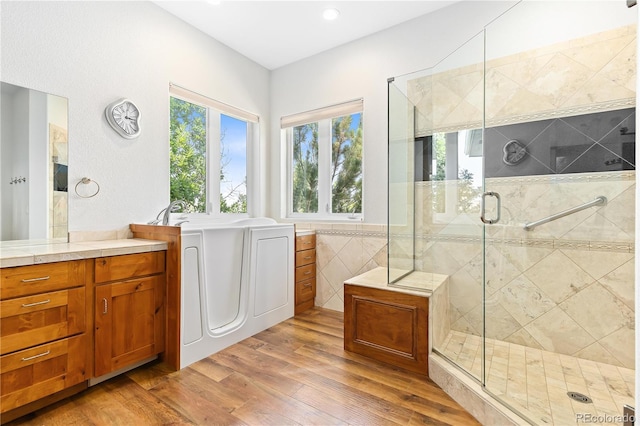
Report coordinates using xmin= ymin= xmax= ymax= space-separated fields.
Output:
xmin=282 ymin=100 xmax=364 ymax=221
xmin=169 ymin=84 xmax=259 ymax=218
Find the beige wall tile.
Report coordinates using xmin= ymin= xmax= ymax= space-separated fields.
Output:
xmin=561 ymin=249 xmax=632 ymax=281
xmin=336 ymin=237 xmax=366 ymax=275
xmin=68 ymin=229 xmax=118 ymax=242
xmin=598 ymin=259 xmax=635 ymax=310
xmin=468 ymin=302 xmax=520 ymax=340
xmin=559 ymin=282 xmax=634 ymax=340
xmin=524 ymin=307 xmax=595 ymax=354
xmin=321 ymin=256 xmax=352 ymax=292
xmin=322 ymin=293 xmax=344 ymax=312
xmin=598 ymin=326 xmax=635 ymax=369
xmin=600 ymin=186 xmax=635 ymax=237
xmin=415 ymin=25 xmax=636 ymax=131
xmin=524 ymin=250 xmax=593 ymax=303
xmin=481 ymin=245 xmax=522 ymax=295
xmin=503 ymin=328 xmax=543 ymax=350
xmin=315 ymin=237 xmax=337 ymax=270
xmin=372 ymin=245 xmax=388 ymax=267
xmin=315 ymin=272 xmax=334 ymax=307
xmin=499 ymin=276 xmax=556 ymax=327
xmin=574 ymin=342 xmax=622 ymax=367
xmin=601 ymin=39 xmax=637 ymax=92
xmin=361 ymin=237 xmax=386 ymax=259
xmin=448 ymin=268 xmax=482 ymax=316
xmin=494 ymin=53 xmax=554 ymax=87
xmin=495 ymin=245 xmax=553 ymax=274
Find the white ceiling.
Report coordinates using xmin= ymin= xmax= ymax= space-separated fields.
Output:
xmin=152 ymin=1 xmax=456 ymax=70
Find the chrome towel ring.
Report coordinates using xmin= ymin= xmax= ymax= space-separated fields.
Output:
xmin=75 ymin=177 xmax=100 ymax=198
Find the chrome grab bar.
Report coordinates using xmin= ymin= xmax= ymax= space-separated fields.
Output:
xmin=523 ymin=196 xmax=607 ymax=231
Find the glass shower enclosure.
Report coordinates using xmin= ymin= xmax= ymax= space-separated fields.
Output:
xmin=388 ymin=1 xmax=636 ymax=424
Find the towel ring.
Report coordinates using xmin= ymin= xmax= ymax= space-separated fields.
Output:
xmin=75 ymin=177 xmax=100 ymax=198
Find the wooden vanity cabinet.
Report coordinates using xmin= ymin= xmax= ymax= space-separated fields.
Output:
xmin=93 ymin=251 xmax=166 ymax=377
xmin=0 ymin=260 xmax=89 ymax=418
xmin=0 ymin=248 xmax=167 ymax=422
xmin=294 ymin=233 xmax=316 ymax=314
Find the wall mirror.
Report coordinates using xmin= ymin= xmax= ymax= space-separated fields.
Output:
xmin=1 ymin=81 xmax=69 ymax=245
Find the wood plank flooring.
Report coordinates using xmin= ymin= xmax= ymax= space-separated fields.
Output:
xmin=6 ymin=308 xmax=480 ymax=426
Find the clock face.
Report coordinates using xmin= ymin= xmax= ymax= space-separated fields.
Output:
xmin=105 ymin=99 xmax=141 ymax=139
xmin=503 ymin=139 xmax=527 ymax=165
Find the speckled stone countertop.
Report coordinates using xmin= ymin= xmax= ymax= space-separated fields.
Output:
xmin=344 ymin=266 xmax=448 ymax=297
xmin=295 ymin=230 xmax=315 ymax=236
xmin=0 ymin=239 xmax=168 ymax=268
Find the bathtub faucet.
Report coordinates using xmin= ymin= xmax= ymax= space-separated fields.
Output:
xmin=161 ymin=200 xmax=187 ymax=226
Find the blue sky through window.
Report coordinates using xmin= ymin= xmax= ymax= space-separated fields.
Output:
xmin=220 ymin=114 xmax=247 ymax=204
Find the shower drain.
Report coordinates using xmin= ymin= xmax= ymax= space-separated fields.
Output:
xmin=567 ymin=391 xmax=593 ymax=404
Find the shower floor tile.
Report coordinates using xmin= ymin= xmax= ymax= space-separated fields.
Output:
xmin=438 ymin=331 xmax=635 ymax=425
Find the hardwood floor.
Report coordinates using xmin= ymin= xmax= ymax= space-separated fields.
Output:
xmin=7 ymin=308 xmax=480 ymax=426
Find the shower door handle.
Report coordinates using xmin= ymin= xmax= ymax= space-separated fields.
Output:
xmin=480 ymin=191 xmax=501 ymax=224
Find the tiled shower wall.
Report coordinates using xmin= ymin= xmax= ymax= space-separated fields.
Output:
xmin=294 ymin=223 xmax=387 ymax=312
xmin=407 ymin=25 xmax=636 ymax=137
xmin=417 ymin=171 xmax=635 ymax=369
xmin=407 ymin=22 xmax=636 ymax=370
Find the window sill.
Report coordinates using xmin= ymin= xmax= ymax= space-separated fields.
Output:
xmin=283 ymin=215 xmax=363 ymax=223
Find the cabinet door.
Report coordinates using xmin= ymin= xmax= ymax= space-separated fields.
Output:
xmin=94 ymin=275 xmax=165 ymax=377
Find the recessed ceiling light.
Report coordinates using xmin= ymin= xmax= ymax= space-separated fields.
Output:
xmin=323 ymin=8 xmax=340 ymax=21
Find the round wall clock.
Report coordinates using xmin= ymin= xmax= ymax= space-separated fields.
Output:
xmin=503 ymin=139 xmax=527 ymax=165
xmin=105 ymin=98 xmax=141 ymax=139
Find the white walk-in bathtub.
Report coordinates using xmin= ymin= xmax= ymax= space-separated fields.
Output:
xmin=179 ymin=217 xmax=294 ymax=368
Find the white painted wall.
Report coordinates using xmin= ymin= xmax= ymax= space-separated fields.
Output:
xmin=28 ymin=89 xmax=48 ymax=239
xmin=1 ymin=90 xmax=14 ymax=239
xmin=0 ymin=1 xmax=270 ymax=232
xmin=269 ymin=1 xmax=516 ymax=224
xmin=1 ymin=87 xmax=31 ymax=240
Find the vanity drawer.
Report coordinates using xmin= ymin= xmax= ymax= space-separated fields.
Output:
xmin=94 ymin=251 xmax=165 ymax=283
xmin=295 ymin=263 xmax=315 ymax=283
xmin=0 ymin=261 xmax=85 ymax=300
xmin=0 ymin=334 xmax=87 ymax=414
xmin=295 ymin=234 xmax=316 ymax=252
xmin=0 ymin=287 xmax=85 ymax=356
xmin=295 ymin=278 xmax=315 ymax=304
xmin=295 ymin=249 xmax=316 ymax=267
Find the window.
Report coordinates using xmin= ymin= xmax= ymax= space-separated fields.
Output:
xmin=282 ymin=100 xmax=363 ymax=219
xmin=415 ymin=129 xmax=482 ymax=222
xmin=169 ymin=84 xmax=258 ymax=215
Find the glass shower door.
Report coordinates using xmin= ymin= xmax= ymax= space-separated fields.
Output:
xmin=388 ymin=79 xmax=416 ymax=283
xmin=483 ymin=1 xmax=636 ymax=423
xmin=388 ymin=30 xmax=486 ymax=381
